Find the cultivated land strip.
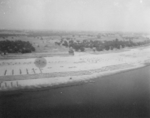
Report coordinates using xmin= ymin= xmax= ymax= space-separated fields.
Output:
xmin=0 ymin=63 xmax=135 ymax=81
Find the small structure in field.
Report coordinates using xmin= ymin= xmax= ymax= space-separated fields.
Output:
xmin=92 ymin=47 xmax=96 ymax=52
xmin=69 ymin=47 xmax=74 ymax=55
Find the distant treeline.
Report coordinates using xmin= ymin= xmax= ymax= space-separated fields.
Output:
xmin=0 ymin=40 xmax=35 ymax=55
xmin=0 ymin=34 xmax=25 ymax=37
xmin=56 ymin=39 xmax=150 ymax=52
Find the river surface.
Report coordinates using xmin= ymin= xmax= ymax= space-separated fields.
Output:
xmin=0 ymin=66 xmax=150 ymax=118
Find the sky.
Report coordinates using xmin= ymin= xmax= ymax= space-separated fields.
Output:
xmin=0 ymin=0 xmax=150 ymax=32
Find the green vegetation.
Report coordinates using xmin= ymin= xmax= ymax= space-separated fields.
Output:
xmin=56 ymin=38 xmax=150 ymax=52
xmin=0 ymin=40 xmax=35 ymax=55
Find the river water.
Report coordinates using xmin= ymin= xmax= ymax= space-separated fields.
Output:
xmin=0 ymin=66 xmax=150 ymax=118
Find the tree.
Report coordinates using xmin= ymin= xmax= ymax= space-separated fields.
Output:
xmin=62 ymin=41 xmax=69 ymax=47
xmin=0 ymin=40 xmax=35 ymax=54
xmin=69 ymin=47 xmax=74 ymax=55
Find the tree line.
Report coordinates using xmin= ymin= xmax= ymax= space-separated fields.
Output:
xmin=55 ymin=38 xmax=150 ymax=52
xmin=0 ymin=40 xmax=35 ymax=55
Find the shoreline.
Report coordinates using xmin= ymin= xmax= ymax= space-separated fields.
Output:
xmin=1 ymin=64 xmax=148 ymax=96
xmin=0 ymin=63 xmax=147 ymax=95
xmin=0 ymin=45 xmax=150 ymax=93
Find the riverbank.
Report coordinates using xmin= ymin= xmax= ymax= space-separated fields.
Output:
xmin=1 ymin=65 xmax=150 ymax=118
xmin=0 ymin=45 xmax=150 ymax=93
xmin=0 ymin=62 xmax=146 ymax=94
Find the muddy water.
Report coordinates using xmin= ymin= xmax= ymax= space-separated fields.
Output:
xmin=0 ymin=66 xmax=150 ymax=118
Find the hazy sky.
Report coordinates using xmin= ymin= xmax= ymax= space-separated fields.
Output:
xmin=0 ymin=0 xmax=150 ymax=32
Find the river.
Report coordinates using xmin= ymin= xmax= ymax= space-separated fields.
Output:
xmin=0 ymin=66 xmax=150 ymax=118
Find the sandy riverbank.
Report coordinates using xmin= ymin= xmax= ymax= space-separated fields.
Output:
xmin=0 ymin=46 xmax=150 ymax=92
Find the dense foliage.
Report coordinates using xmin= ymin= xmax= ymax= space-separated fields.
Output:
xmin=0 ymin=40 xmax=35 ymax=54
xmin=56 ymin=38 xmax=150 ymax=52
